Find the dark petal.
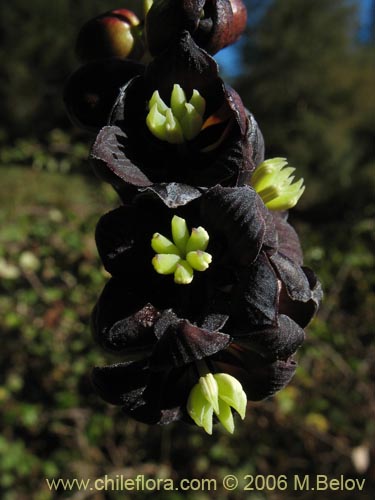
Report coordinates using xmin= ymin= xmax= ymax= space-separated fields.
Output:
xmin=303 ymin=266 xmax=324 ymax=306
xmin=272 ymin=212 xmax=303 ymax=265
xmin=92 ymin=361 xmax=183 ymax=424
xmin=270 ymin=253 xmax=312 ymax=302
xmin=246 ymin=110 xmax=265 ymax=168
xmin=139 ymin=183 xmax=203 ymax=208
xmin=95 ymin=200 xmax=174 ymax=278
xmin=145 ymin=31 xmax=220 ymax=103
xmin=225 ymin=85 xmax=248 ymax=137
xmin=90 ymin=124 xmax=152 ymax=191
xmin=213 ymin=346 xmax=297 ymax=400
xmin=91 ymin=278 xmax=160 ymax=355
xmin=95 ymin=205 xmax=138 ymax=276
xmin=270 ymin=253 xmax=321 ymax=327
xmin=92 ymin=359 xmax=149 ymax=406
xmin=64 ymin=59 xmax=144 ymax=132
xmin=201 ymin=185 xmax=267 ymax=265
xmin=198 ymin=0 xmax=247 ymax=55
xmin=200 ymin=313 xmax=229 ymax=332
xmin=262 ymin=208 xmax=278 ymax=253
xmin=233 ymin=314 xmax=305 ymax=360
xmin=150 ymin=320 xmax=231 ymax=370
xmin=230 ymin=252 xmax=279 ymax=329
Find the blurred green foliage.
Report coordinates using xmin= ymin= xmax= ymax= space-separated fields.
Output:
xmin=0 ymin=0 xmax=374 ymax=498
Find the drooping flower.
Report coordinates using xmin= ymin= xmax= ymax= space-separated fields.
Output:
xmin=91 ymin=186 xmax=322 ymax=430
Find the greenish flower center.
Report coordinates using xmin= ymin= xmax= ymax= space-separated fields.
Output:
xmin=251 ymin=157 xmax=305 ymax=210
xmin=151 ymin=215 xmax=212 ymax=284
xmin=146 ymin=84 xmax=206 ymax=144
xmin=186 ymin=364 xmax=247 ymax=435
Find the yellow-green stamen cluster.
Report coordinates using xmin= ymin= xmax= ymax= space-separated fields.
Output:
xmin=146 ymin=84 xmax=206 ymax=144
xmin=151 ymin=215 xmax=212 ymax=284
xmin=187 ymin=372 xmax=247 ymax=434
xmin=251 ymin=157 xmax=305 ymax=210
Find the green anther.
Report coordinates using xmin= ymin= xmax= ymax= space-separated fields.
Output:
xmin=199 ymin=373 xmax=219 ymax=414
xmin=187 ymin=383 xmax=214 ymax=434
xmin=216 ymin=399 xmax=235 ymax=434
xmin=190 ymin=89 xmax=206 ymax=116
xmin=170 ymin=84 xmax=187 ymax=120
xmin=186 ymin=227 xmax=209 ymax=253
xmin=174 ymin=260 xmax=194 ymax=284
xmin=149 ymin=90 xmax=168 ymax=113
xmin=251 ymin=157 xmax=305 ymax=211
xmin=146 ymin=84 xmax=206 ymax=143
xmin=186 ymin=371 xmax=248 ymax=435
xmin=151 ymin=233 xmax=180 ymax=255
xmin=186 ymin=251 xmax=212 ymax=271
xmin=171 ymin=215 xmax=190 ymax=253
xmin=214 ymin=373 xmax=247 ymax=419
xmin=152 ymin=254 xmax=180 ymax=275
xmin=146 ymin=104 xmax=167 ymax=141
xmin=180 ymin=103 xmax=203 ymax=141
xmin=165 ymin=109 xmax=184 ymax=144
xmin=151 ymin=216 xmax=212 ymax=284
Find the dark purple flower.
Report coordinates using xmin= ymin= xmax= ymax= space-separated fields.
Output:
xmin=91 ymin=186 xmax=322 ymax=426
xmin=89 ymin=32 xmax=263 ymax=202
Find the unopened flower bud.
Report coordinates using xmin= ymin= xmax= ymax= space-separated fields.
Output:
xmin=145 ymin=0 xmax=247 ymax=56
xmin=76 ymin=9 xmax=145 ymax=63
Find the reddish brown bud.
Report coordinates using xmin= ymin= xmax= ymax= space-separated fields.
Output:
xmin=145 ymin=0 xmax=247 ymax=56
xmin=76 ymin=9 xmax=145 ymax=63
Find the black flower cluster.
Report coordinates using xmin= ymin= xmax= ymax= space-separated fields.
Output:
xmin=65 ymin=0 xmax=322 ymax=433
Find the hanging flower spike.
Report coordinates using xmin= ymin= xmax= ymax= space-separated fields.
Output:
xmin=152 ymin=215 xmax=212 ymax=284
xmin=251 ymin=158 xmax=305 ymax=211
xmin=187 ymin=369 xmax=247 ymax=434
xmin=146 ymin=84 xmax=206 ymax=144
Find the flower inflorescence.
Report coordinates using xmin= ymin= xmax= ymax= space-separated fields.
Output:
xmin=65 ymin=0 xmax=321 ymax=435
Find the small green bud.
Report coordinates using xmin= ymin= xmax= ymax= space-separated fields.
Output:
xmin=251 ymin=158 xmax=305 ymax=211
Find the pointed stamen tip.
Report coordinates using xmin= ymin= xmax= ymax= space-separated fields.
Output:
xmin=146 ymin=84 xmax=206 ymax=143
xmin=251 ymin=157 xmax=305 ymax=211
